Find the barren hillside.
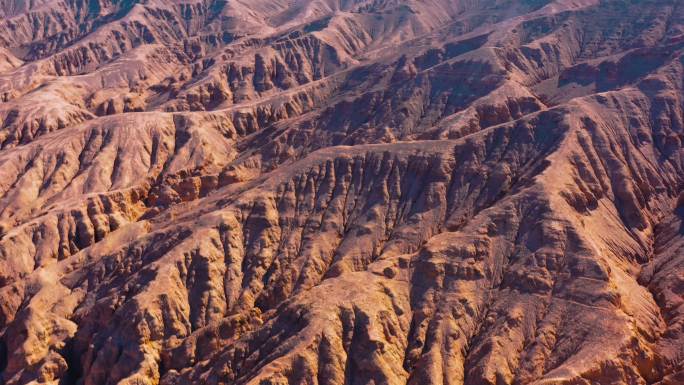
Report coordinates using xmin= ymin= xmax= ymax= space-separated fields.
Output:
xmin=0 ymin=0 xmax=683 ymax=384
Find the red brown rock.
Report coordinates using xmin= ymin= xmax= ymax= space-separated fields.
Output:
xmin=0 ymin=1 xmax=683 ymax=384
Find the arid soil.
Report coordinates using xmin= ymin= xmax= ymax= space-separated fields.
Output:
xmin=0 ymin=0 xmax=683 ymax=384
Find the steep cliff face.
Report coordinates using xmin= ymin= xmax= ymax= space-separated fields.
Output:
xmin=0 ymin=1 xmax=683 ymax=384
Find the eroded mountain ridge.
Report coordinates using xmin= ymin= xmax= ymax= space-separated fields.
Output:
xmin=0 ymin=0 xmax=683 ymax=384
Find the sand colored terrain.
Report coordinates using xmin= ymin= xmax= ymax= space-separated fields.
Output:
xmin=0 ymin=0 xmax=683 ymax=384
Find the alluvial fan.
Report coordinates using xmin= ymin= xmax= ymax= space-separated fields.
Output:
xmin=0 ymin=0 xmax=683 ymax=384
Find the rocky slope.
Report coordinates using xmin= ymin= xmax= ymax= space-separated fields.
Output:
xmin=0 ymin=0 xmax=683 ymax=384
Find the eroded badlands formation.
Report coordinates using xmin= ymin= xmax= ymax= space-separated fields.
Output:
xmin=0 ymin=0 xmax=683 ymax=384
